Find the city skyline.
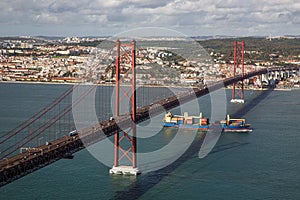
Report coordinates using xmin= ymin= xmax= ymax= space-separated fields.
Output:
xmin=0 ymin=0 xmax=300 ymax=37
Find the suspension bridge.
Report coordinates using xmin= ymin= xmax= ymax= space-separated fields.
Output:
xmin=0 ymin=40 xmax=298 ymax=185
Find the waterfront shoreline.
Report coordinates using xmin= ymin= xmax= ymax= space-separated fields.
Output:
xmin=0 ymin=80 xmax=298 ymax=91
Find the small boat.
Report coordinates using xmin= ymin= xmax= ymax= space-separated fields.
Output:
xmin=220 ymin=115 xmax=252 ymax=133
xmin=162 ymin=112 xmax=209 ymax=131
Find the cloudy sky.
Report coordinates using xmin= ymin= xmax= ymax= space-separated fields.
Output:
xmin=1 ymin=0 xmax=300 ymax=37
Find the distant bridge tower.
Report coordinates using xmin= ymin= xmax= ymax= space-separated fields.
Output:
xmin=231 ymin=41 xmax=245 ymax=103
xmin=109 ymin=39 xmax=140 ymax=175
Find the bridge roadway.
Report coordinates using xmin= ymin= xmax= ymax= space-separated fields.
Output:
xmin=0 ymin=66 xmax=296 ymax=186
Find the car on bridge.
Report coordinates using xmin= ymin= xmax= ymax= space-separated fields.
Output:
xmin=68 ymin=130 xmax=78 ymax=137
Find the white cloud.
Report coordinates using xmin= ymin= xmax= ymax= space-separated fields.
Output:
xmin=0 ymin=0 xmax=299 ymax=36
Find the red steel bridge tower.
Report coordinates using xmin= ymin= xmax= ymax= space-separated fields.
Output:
xmin=231 ymin=41 xmax=245 ymax=103
xmin=109 ymin=39 xmax=140 ymax=175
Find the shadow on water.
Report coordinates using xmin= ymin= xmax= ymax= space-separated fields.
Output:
xmin=231 ymin=88 xmax=274 ymax=119
xmin=210 ymin=141 xmax=249 ymax=155
xmin=111 ymin=88 xmax=273 ymax=200
xmin=111 ymin=138 xmax=203 ymax=200
xmin=111 ymin=139 xmax=249 ymax=200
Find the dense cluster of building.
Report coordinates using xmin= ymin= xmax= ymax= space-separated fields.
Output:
xmin=0 ymin=37 xmax=299 ymax=88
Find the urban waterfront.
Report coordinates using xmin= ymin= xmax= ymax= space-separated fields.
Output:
xmin=0 ymin=83 xmax=300 ymax=199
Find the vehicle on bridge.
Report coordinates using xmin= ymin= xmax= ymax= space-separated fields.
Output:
xmin=68 ymin=130 xmax=78 ymax=137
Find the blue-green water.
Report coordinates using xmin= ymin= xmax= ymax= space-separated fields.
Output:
xmin=0 ymin=83 xmax=300 ymax=200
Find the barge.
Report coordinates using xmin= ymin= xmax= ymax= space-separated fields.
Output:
xmin=220 ymin=115 xmax=252 ymax=132
xmin=162 ymin=112 xmax=252 ymax=133
xmin=162 ymin=112 xmax=209 ymax=131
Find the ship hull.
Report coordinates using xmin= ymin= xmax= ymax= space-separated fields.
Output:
xmin=221 ymin=124 xmax=252 ymax=133
xmin=162 ymin=122 xmax=209 ymax=131
xmin=162 ymin=123 xmax=252 ymax=132
xmin=223 ymin=127 xmax=253 ymax=132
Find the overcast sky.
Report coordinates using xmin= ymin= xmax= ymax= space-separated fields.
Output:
xmin=1 ymin=0 xmax=300 ymax=37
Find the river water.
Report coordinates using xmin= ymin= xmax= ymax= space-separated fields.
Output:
xmin=0 ymin=83 xmax=299 ymax=200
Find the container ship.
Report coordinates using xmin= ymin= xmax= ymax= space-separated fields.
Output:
xmin=219 ymin=115 xmax=252 ymax=132
xmin=162 ymin=112 xmax=252 ymax=133
xmin=162 ymin=112 xmax=209 ymax=131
